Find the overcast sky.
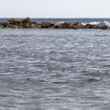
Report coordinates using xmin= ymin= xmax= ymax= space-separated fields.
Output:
xmin=0 ymin=0 xmax=110 ymax=18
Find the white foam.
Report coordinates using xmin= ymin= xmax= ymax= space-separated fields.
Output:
xmin=81 ymin=21 xmax=100 ymax=25
xmin=89 ymin=21 xmax=99 ymax=25
xmin=96 ymin=21 xmax=110 ymax=29
xmin=54 ymin=21 xmax=65 ymax=26
xmin=103 ymin=21 xmax=110 ymax=27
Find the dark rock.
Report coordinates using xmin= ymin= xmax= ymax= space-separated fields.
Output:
xmin=40 ymin=23 xmax=54 ymax=28
xmin=0 ymin=22 xmax=9 ymax=28
xmin=54 ymin=22 xmax=84 ymax=29
xmin=22 ymin=18 xmax=32 ymax=24
xmin=85 ymin=24 xmax=97 ymax=29
xmin=96 ymin=22 xmax=108 ymax=29
xmin=7 ymin=18 xmax=35 ymax=28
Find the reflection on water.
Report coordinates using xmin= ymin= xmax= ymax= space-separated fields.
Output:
xmin=0 ymin=29 xmax=110 ymax=110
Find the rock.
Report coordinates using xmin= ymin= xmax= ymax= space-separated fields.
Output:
xmin=40 ymin=23 xmax=54 ymax=28
xmin=84 ymin=24 xmax=97 ymax=29
xmin=7 ymin=18 xmax=35 ymax=28
xmin=54 ymin=22 xmax=85 ymax=29
xmin=54 ymin=23 xmax=69 ymax=28
xmin=8 ymin=18 xmax=21 ymax=24
xmin=0 ymin=22 xmax=9 ymax=28
xmin=72 ymin=23 xmax=85 ymax=29
xmin=22 ymin=18 xmax=32 ymax=24
xmin=22 ymin=18 xmax=32 ymax=28
xmin=96 ymin=22 xmax=108 ymax=29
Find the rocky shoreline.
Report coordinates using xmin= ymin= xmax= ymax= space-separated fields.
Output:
xmin=0 ymin=18 xmax=109 ymax=29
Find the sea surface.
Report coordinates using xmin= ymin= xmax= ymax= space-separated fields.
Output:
xmin=0 ymin=28 xmax=110 ymax=110
xmin=0 ymin=18 xmax=110 ymax=23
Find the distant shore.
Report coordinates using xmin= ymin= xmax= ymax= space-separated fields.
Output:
xmin=0 ymin=18 xmax=109 ymax=29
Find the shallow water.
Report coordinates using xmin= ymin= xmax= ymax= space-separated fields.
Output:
xmin=0 ymin=29 xmax=110 ymax=110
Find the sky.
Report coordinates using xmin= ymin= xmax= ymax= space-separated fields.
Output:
xmin=0 ymin=0 xmax=110 ymax=18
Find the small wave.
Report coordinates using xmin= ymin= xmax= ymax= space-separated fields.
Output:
xmin=89 ymin=21 xmax=100 ymax=25
xmin=0 ymin=72 xmax=14 ymax=75
xmin=103 ymin=21 xmax=110 ymax=27
xmin=90 ymin=21 xmax=110 ymax=29
xmin=81 ymin=21 xmax=110 ymax=29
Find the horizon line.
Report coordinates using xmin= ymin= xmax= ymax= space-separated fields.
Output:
xmin=0 ymin=17 xmax=110 ymax=19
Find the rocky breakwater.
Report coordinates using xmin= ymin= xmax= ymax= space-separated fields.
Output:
xmin=54 ymin=22 xmax=97 ymax=29
xmin=0 ymin=18 xmax=54 ymax=29
xmin=0 ymin=18 xmax=38 ymax=28
xmin=0 ymin=18 xmax=109 ymax=29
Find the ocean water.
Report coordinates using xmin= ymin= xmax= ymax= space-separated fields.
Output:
xmin=32 ymin=18 xmax=110 ymax=24
xmin=0 ymin=18 xmax=110 ymax=23
xmin=0 ymin=28 xmax=110 ymax=110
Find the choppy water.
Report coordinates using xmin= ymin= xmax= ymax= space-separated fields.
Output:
xmin=0 ymin=29 xmax=110 ymax=110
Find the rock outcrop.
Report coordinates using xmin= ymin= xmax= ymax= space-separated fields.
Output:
xmin=0 ymin=18 xmax=109 ymax=30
